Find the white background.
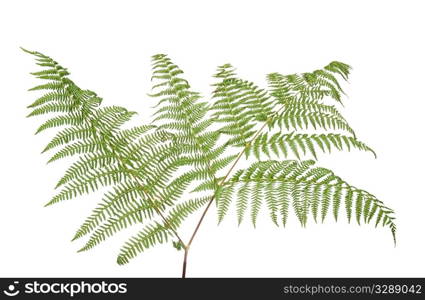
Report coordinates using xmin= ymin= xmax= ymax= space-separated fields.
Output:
xmin=0 ymin=0 xmax=424 ymax=277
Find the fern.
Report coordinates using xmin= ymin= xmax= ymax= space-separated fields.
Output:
xmin=23 ymin=48 xmax=396 ymax=277
xmin=250 ymin=132 xmax=376 ymax=160
xmin=211 ymin=64 xmax=276 ymax=146
xmin=217 ymin=160 xmax=396 ymax=243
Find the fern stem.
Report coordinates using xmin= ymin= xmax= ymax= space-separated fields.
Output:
xmin=183 ymin=109 xmax=283 ymax=277
xmin=182 ymin=248 xmax=189 ymax=278
xmin=186 ymin=148 xmax=245 ymax=249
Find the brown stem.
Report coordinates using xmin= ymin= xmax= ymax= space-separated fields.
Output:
xmin=186 ymin=149 xmax=245 ymax=249
xmin=182 ymin=248 xmax=189 ymax=278
xmin=181 ymin=109 xmax=283 ymax=277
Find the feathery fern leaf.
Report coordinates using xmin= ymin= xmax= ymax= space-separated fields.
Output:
xmin=116 ymin=197 xmax=210 ymax=265
xmin=211 ymin=64 xmax=275 ymax=147
xmin=72 ymin=182 xmax=147 ymax=241
xmin=248 ymin=132 xmax=376 ymax=160
xmin=216 ymin=160 xmax=396 ymax=243
xmin=24 ymin=48 xmax=396 ymax=276
xmin=117 ymin=222 xmax=169 ymax=265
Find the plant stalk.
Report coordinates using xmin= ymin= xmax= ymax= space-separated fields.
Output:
xmin=181 ymin=110 xmax=282 ymax=277
xmin=182 ymin=247 xmax=189 ymax=278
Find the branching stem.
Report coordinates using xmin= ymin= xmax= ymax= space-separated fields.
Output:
xmin=182 ymin=109 xmax=283 ymax=278
xmin=182 ymin=247 xmax=189 ymax=278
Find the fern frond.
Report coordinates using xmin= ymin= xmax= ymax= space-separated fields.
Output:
xmin=46 ymin=141 xmax=104 ymax=163
xmin=267 ymin=61 xmax=351 ymax=105
xmin=24 ymin=48 xmax=396 ymax=271
xmin=72 ymin=182 xmax=144 ymax=241
xmin=116 ymin=196 xmax=210 ymax=264
xmin=249 ymin=132 xmax=376 ymax=160
xmin=55 ymin=152 xmax=119 ymax=188
xmin=218 ymin=160 xmax=396 ymax=243
xmin=43 ymin=126 xmax=94 ymax=153
xmin=117 ymin=222 xmax=169 ymax=265
xmin=28 ymin=81 xmax=66 ymax=92
xmin=217 ymin=185 xmax=235 ymax=223
xmin=78 ymin=200 xmax=155 ymax=252
xmin=113 ymin=125 xmax=156 ymax=146
xmin=27 ymin=103 xmax=76 ymax=117
xmin=35 ymin=113 xmax=84 ymax=134
xmin=251 ymin=181 xmax=263 ymax=227
xmin=324 ymin=61 xmax=351 ymax=80
xmin=27 ymin=91 xmax=70 ymax=108
xmin=148 ymin=54 xmax=221 ymax=196
xmin=46 ymin=166 xmax=129 ymax=206
xmin=165 ymin=196 xmax=211 ymax=229
xmin=236 ymin=182 xmax=250 ymax=225
xmin=92 ymin=106 xmax=137 ymax=135
xmin=271 ymin=106 xmax=356 ymax=136
xmin=211 ymin=64 xmax=275 ymax=147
